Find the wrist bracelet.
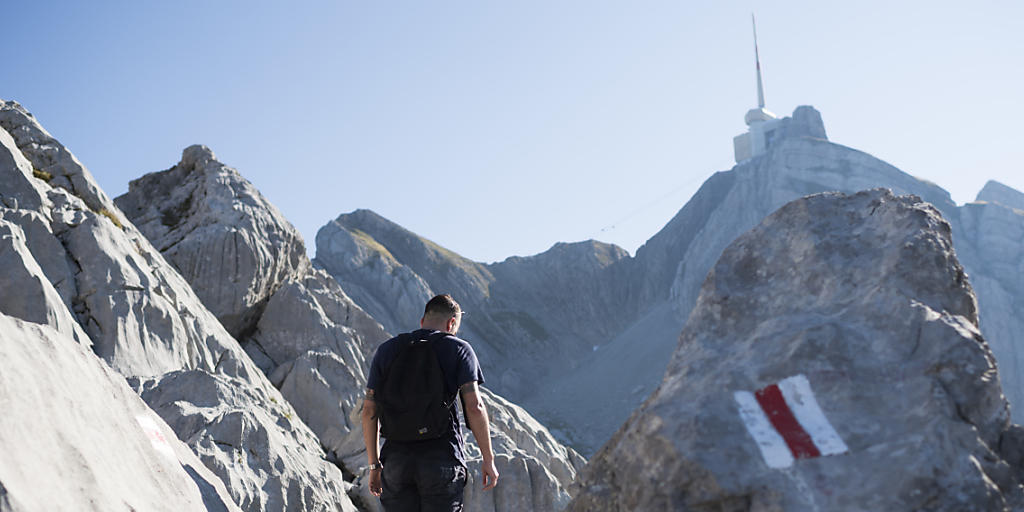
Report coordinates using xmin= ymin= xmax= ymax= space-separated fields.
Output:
xmin=368 ymin=463 xmax=382 ymax=471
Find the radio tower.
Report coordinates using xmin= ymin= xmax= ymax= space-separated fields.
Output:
xmin=745 ymin=14 xmax=776 ymax=126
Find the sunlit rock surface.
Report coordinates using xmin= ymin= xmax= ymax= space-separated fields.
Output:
xmin=570 ymin=189 xmax=1024 ymax=511
xmin=0 ymin=313 xmax=239 ymax=512
xmin=119 ymin=145 xmax=581 ymax=511
xmin=0 ymin=100 xmax=359 ymax=511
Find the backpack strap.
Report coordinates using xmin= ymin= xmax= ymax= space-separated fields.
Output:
xmin=424 ymin=331 xmax=455 ymax=407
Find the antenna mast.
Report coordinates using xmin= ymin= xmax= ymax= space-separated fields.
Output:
xmin=752 ymin=14 xmax=766 ymax=109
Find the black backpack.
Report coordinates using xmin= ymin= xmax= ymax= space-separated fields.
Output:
xmin=377 ymin=332 xmax=454 ymax=441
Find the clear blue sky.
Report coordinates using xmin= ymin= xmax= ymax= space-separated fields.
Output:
xmin=7 ymin=1 xmax=1022 ymax=263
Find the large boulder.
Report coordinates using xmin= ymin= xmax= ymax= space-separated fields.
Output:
xmin=0 ymin=313 xmax=239 ymax=512
xmin=134 ymin=370 xmax=357 ymax=512
xmin=570 ymin=189 xmax=1024 ymax=510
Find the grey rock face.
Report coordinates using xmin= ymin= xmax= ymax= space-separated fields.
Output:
xmin=115 ymin=145 xmax=308 ymax=339
xmin=315 ymin=211 xmax=631 ymax=402
xmin=0 ymin=313 xmax=239 ymax=512
xmin=261 ymin=270 xmax=388 ymax=471
xmin=0 ymin=101 xmax=253 ymax=381
xmin=0 ymin=218 xmax=89 ymax=345
xmin=977 ymin=180 xmax=1024 ymax=210
xmin=314 ymin=214 xmax=433 ymax=334
xmin=460 ymin=388 xmax=586 ymax=512
xmin=953 ymin=199 xmax=1024 ymax=425
xmin=252 ymin=269 xmax=385 ymax=374
xmin=136 ymin=370 xmax=357 ymax=512
xmin=116 ymin=147 xmax=390 ymax=485
xmin=0 ymin=100 xmax=359 ymax=511
xmin=0 ymin=100 xmax=120 ymax=216
xmin=117 ymin=146 xmax=584 ymax=511
xmin=570 ymin=189 xmax=1022 ymax=511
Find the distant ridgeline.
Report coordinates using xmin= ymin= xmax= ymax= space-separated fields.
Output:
xmin=317 ymin=104 xmax=1024 ymax=457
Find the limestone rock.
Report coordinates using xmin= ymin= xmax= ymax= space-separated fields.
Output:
xmin=135 ymin=370 xmax=358 ymax=512
xmin=0 ymin=101 xmax=254 ymax=381
xmin=115 ymin=145 xmax=309 ymax=338
xmin=0 ymin=100 xmax=360 ymax=512
xmin=0 ymin=218 xmax=89 ymax=345
xmin=0 ymin=100 xmax=119 ymax=216
xmin=953 ymin=199 xmax=1024 ymax=428
xmin=315 ymin=211 xmax=631 ymax=403
xmin=570 ymin=189 xmax=1022 ymax=511
xmin=314 ymin=214 xmax=433 ymax=334
xmin=251 ymin=268 xmax=386 ymax=374
xmin=0 ymin=124 xmax=47 ymax=211
xmin=460 ymin=388 xmax=586 ymax=512
xmin=260 ymin=270 xmax=388 ymax=468
xmin=116 ymin=147 xmax=392 ymax=488
xmin=0 ymin=313 xmax=239 ymax=512
xmin=977 ymin=180 xmax=1024 ymax=211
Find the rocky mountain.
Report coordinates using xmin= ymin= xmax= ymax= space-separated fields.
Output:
xmin=116 ymin=145 xmax=584 ymax=510
xmin=570 ymin=189 xmax=1024 ymax=510
xmin=316 ymin=106 xmax=1024 ymax=456
xmin=0 ymin=100 xmax=358 ymax=511
xmin=314 ymin=211 xmax=631 ymax=402
xmin=7 ymin=93 xmax=1024 ymax=510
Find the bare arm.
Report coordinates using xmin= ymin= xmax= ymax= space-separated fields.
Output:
xmin=360 ymin=389 xmax=383 ymax=497
xmin=461 ymin=381 xmax=498 ymax=490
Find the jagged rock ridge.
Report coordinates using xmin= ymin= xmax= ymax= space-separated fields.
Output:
xmin=0 ymin=99 xmax=359 ymax=511
xmin=117 ymin=146 xmax=585 ymax=510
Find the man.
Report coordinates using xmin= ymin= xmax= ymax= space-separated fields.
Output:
xmin=362 ymin=294 xmax=499 ymax=510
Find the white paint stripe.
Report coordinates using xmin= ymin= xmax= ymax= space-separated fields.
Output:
xmin=135 ymin=415 xmax=178 ymax=460
xmin=777 ymin=374 xmax=848 ymax=457
xmin=734 ymin=390 xmax=794 ymax=468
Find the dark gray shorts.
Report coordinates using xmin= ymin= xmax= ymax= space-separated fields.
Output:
xmin=380 ymin=446 xmax=467 ymax=512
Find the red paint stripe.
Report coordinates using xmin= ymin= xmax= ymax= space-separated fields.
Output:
xmin=754 ymin=384 xmax=821 ymax=459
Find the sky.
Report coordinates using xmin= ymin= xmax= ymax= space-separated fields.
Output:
xmin=6 ymin=1 xmax=1023 ymax=263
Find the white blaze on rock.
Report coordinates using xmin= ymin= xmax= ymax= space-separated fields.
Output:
xmin=135 ymin=414 xmax=177 ymax=460
xmin=735 ymin=374 xmax=848 ymax=469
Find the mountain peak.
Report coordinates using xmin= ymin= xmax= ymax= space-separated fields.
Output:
xmin=976 ymin=180 xmax=1024 ymax=210
xmin=180 ymin=144 xmax=217 ymax=171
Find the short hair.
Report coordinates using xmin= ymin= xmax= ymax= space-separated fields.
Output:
xmin=423 ymin=294 xmax=461 ymax=320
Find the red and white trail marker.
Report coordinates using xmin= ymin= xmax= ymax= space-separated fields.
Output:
xmin=135 ymin=414 xmax=178 ymax=461
xmin=734 ymin=374 xmax=848 ymax=469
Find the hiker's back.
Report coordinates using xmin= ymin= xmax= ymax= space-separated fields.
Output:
xmin=377 ymin=332 xmax=452 ymax=442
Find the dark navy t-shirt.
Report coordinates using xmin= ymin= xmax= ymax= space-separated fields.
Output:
xmin=367 ymin=329 xmax=484 ymax=466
